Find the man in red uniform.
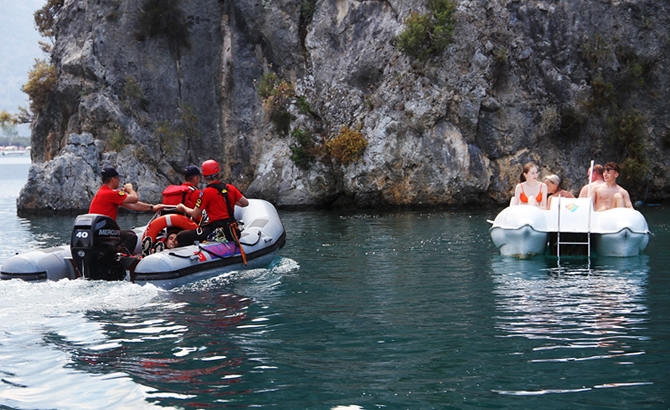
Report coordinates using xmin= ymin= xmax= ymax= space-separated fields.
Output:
xmin=162 ymin=165 xmax=201 ymax=209
xmin=175 ymin=160 xmax=249 ymax=246
xmin=89 ymin=166 xmax=163 ymax=252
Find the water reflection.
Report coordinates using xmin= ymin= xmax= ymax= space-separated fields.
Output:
xmin=490 ymin=255 xmax=651 ymax=396
xmin=56 ymin=262 xmax=293 ymax=408
xmin=70 ymin=291 xmax=254 ymax=405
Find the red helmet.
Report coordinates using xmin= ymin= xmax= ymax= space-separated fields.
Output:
xmin=201 ymin=159 xmax=220 ymax=177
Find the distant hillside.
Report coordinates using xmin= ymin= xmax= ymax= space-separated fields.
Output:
xmin=0 ymin=0 xmax=45 ymax=136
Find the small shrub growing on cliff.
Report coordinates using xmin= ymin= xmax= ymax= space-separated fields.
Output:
xmin=585 ymin=73 xmax=615 ymax=111
xmin=290 ymin=128 xmax=318 ymax=170
xmin=609 ymin=111 xmax=648 ymax=187
xmin=34 ymin=0 xmax=64 ymax=38
xmin=179 ymin=103 xmax=200 ymax=141
xmin=491 ymin=46 xmax=509 ymax=88
xmin=610 ymin=111 xmax=646 ymax=159
xmin=155 ymin=121 xmax=179 ymax=154
xmin=257 ymin=73 xmax=278 ymax=99
xmin=123 ymin=76 xmax=149 ymax=110
xmin=326 ymin=126 xmax=368 ymax=165
xmin=108 ymin=128 xmax=127 ymax=152
xmin=270 ymin=111 xmax=294 ymax=136
xmin=21 ymin=59 xmax=57 ymax=114
xmin=614 ymin=45 xmax=656 ymax=90
xmin=397 ymin=0 xmax=456 ymax=60
xmin=258 ymin=73 xmax=294 ymax=106
xmin=581 ymin=33 xmax=612 ymax=70
xmin=137 ymin=0 xmax=190 ymax=55
xmin=154 ymin=104 xmax=200 ymax=154
xmin=257 ymin=73 xmax=296 ymax=136
xmin=296 ymin=96 xmax=311 ymax=114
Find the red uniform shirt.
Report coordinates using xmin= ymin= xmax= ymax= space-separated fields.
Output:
xmin=196 ymin=183 xmax=243 ymax=222
xmin=89 ymin=185 xmax=128 ymax=220
xmin=183 ymin=183 xmax=200 ymax=209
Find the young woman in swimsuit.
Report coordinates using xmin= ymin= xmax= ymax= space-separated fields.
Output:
xmin=512 ymin=162 xmax=547 ymax=208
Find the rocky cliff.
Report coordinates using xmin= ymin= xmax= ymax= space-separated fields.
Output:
xmin=18 ymin=0 xmax=670 ymax=214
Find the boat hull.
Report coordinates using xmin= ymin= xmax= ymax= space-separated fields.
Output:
xmin=489 ymin=198 xmax=650 ymax=258
xmin=0 ymin=246 xmax=75 ymax=281
xmin=490 ymin=225 xmax=548 ymax=259
xmin=592 ymin=229 xmax=650 ymax=257
xmin=132 ymin=235 xmax=285 ymax=288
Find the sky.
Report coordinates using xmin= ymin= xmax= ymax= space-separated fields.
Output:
xmin=0 ymin=0 xmax=47 ymax=137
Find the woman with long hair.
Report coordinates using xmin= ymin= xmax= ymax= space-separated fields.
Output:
xmin=512 ymin=162 xmax=547 ymax=208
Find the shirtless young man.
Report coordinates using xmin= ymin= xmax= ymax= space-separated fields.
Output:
xmin=578 ymin=164 xmax=605 ymax=198
xmin=592 ymin=162 xmax=633 ymax=211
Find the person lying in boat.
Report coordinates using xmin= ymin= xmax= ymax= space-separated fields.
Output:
xmin=592 ymin=162 xmax=633 ymax=211
xmin=174 ymin=159 xmax=249 ymax=247
xmin=89 ymin=166 xmax=164 ymax=253
xmin=150 ymin=228 xmax=180 ymax=253
xmin=544 ymin=174 xmax=574 ymax=209
xmin=578 ymin=163 xmax=605 ymax=198
xmin=165 ymin=231 xmax=179 ymax=249
xmin=512 ymin=162 xmax=547 ymax=208
xmin=149 ymin=227 xmax=182 ymax=253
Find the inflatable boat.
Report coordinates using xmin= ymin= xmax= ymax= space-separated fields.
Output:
xmin=489 ymin=197 xmax=650 ymax=258
xmin=0 ymin=199 xmax=286 ymax=289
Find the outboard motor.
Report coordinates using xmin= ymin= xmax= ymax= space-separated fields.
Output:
xmin=71 ymin=214 xmax=126 ymax=281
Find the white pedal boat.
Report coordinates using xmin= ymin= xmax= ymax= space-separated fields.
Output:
xmin=489 ymin=197 xmax=650 ymax=258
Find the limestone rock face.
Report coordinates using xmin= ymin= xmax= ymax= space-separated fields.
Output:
xmin=18 ymin=0 xmax=670 ymax=214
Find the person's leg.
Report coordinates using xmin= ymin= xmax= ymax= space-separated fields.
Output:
xmin=176 ymin=227 xmax=211 ymax=247
xmin=120 ymin=230 xmax=138 ymax=254
xmin=224 ymin=223 xmax=240 ymax=242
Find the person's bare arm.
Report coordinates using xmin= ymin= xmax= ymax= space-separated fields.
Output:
xmin=236 ymin=196 xmax=249 ymax=207
xmin=121 ymin=183 xmax=139 ymax=204
xmin=578 ymin=185 xmax=588 ymax=198
xmin=512 ymin=184 xmax=522 ymax=205
xmin=540 ymin=183 xmax=548 ymax=209
xmin=122 ymin=201 xmax=164 ymax=212
xmin=177 ymin=203 xmax=203 ymax=220
xmin=622 ymin=189 xmax=633 ymax=208
xmin=120 ymin=184 xmax=164 ymax=212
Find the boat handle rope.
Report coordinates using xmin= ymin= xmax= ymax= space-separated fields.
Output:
xmin=229 ymin=222 xmax=248 ymax=265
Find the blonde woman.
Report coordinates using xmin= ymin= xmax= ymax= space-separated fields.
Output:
xmin=545 ymin=174 xmax=574 ymax=209
xmin=512 ymin=162 xmax=547 ymax=208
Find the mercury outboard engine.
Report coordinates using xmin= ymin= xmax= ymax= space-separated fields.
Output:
xmin=71 ymin=214 xmax=126 ymax=281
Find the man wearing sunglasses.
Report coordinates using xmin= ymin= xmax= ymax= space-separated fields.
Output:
xmin=592 ymin=162 xmax=633 ymax=211
xmin=89 ymin=166 xmax=164 ymax=253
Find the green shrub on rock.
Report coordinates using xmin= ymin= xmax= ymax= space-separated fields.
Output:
xmin=397 ymin=0 xmax=456 ymax=60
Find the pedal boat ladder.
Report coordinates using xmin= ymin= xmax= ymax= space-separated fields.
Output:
xmin=555 ymin=195 xmax=592 ymax=263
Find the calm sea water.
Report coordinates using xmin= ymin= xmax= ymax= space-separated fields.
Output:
xmin=1 ymin=155 xmax=669 ymax=409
